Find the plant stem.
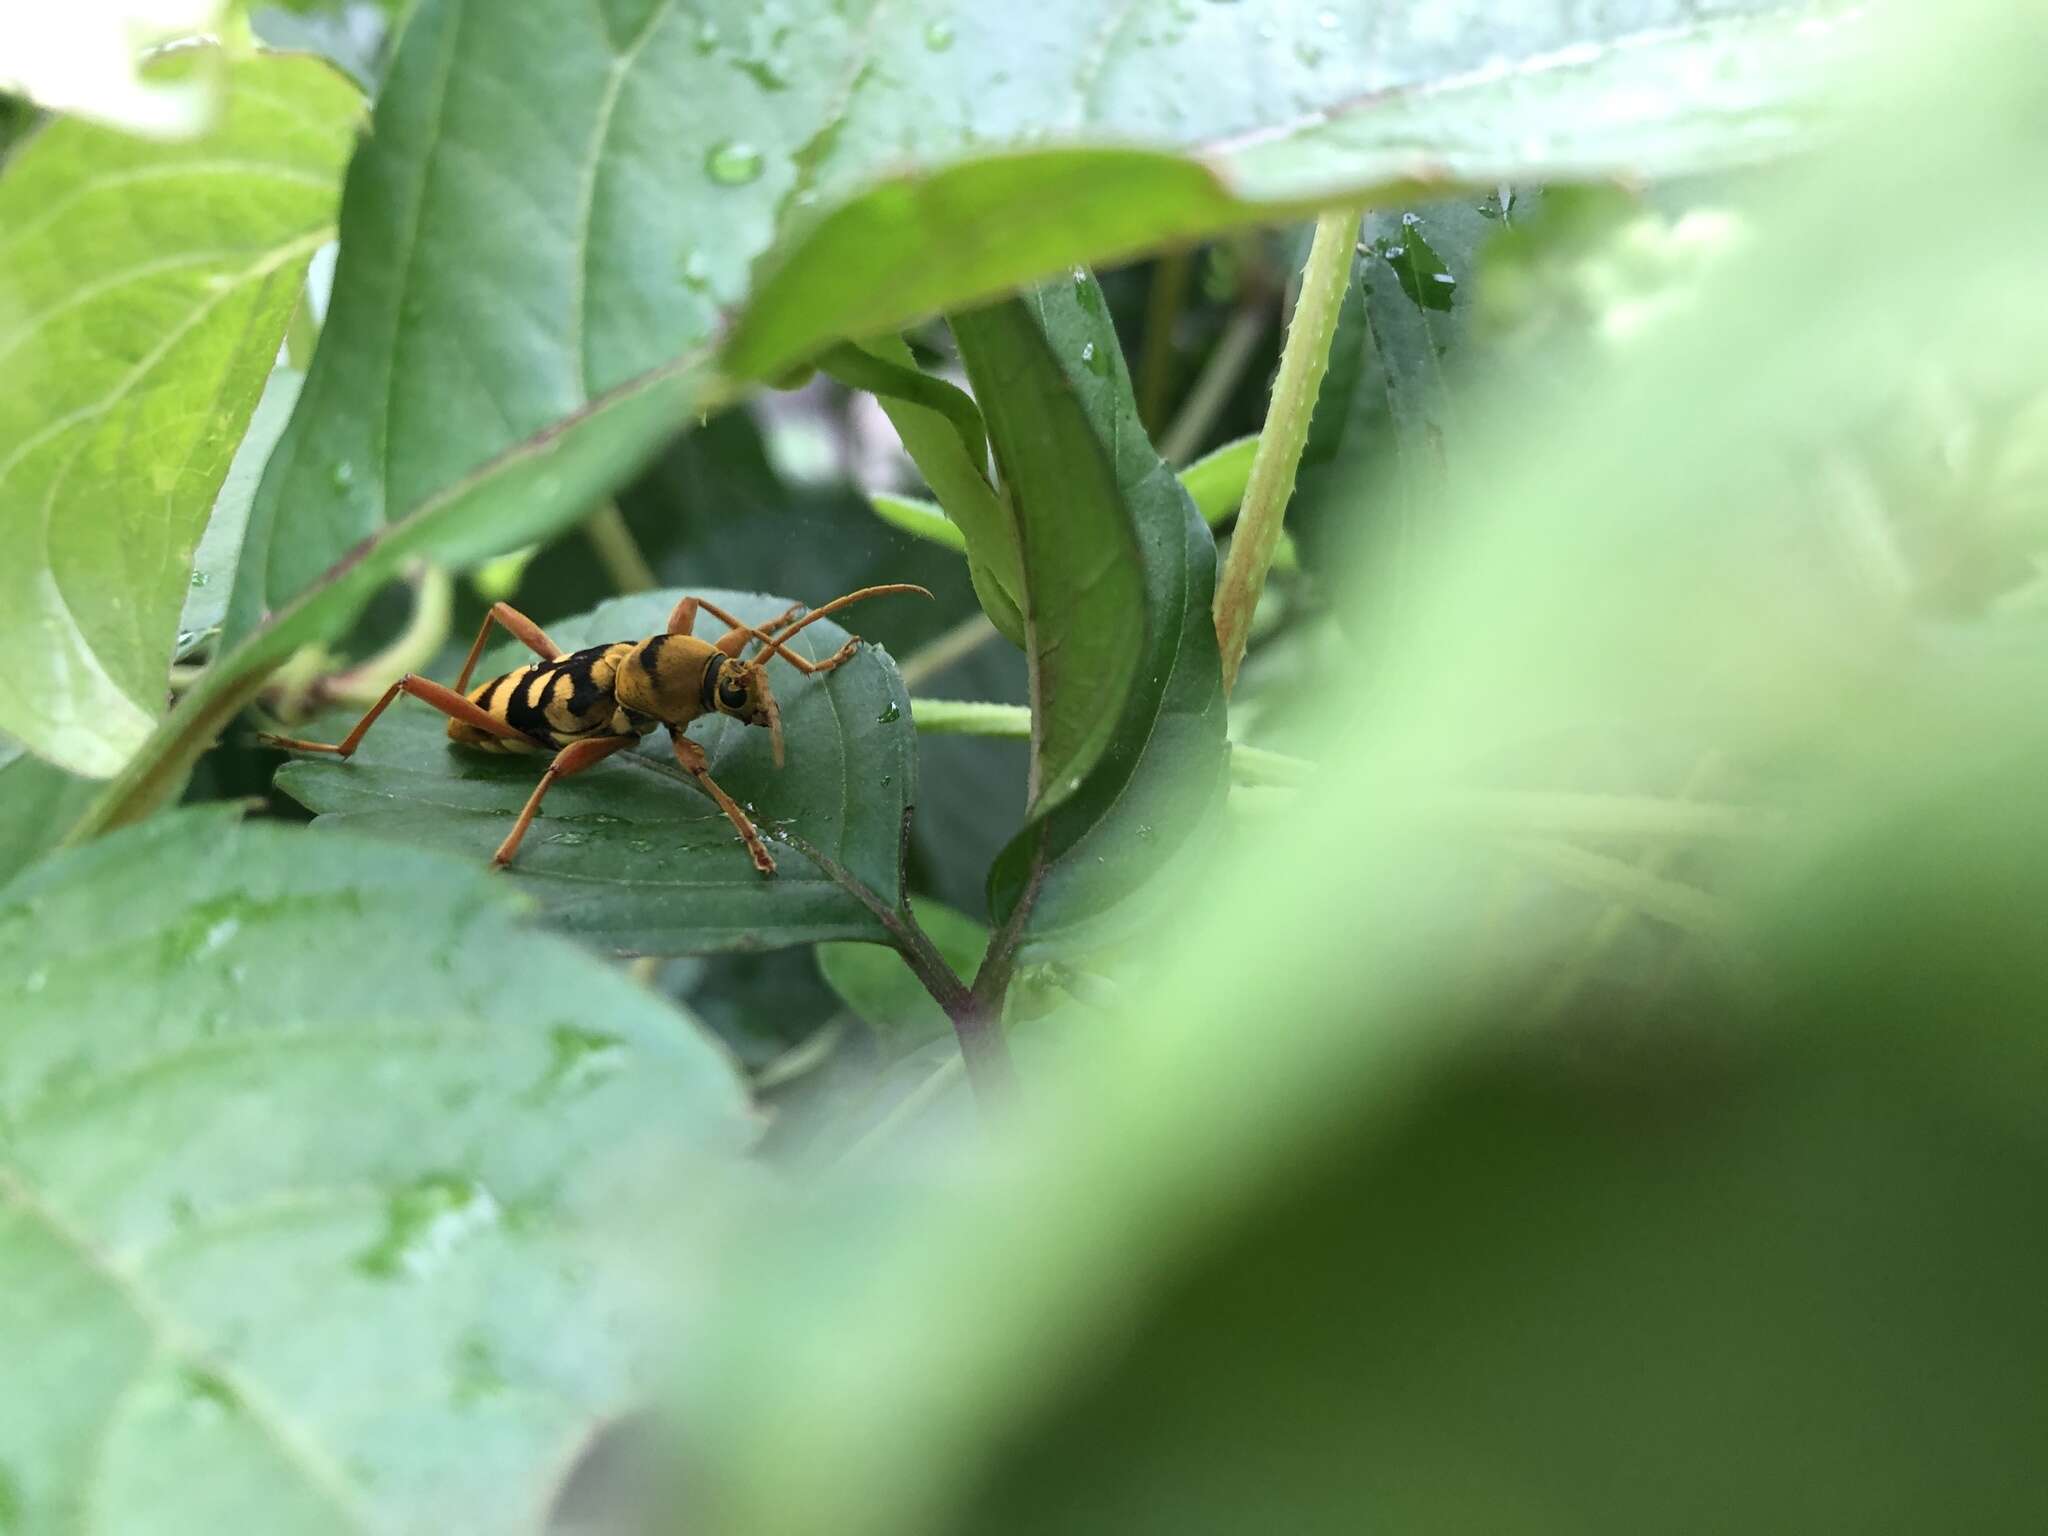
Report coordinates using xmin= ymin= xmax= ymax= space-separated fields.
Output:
xmin=1158 ymin=297 xmax=1269 ymax=467
xmin=1212 ymin=207 xmax=1361 ymax=694
xmin=897 ymin=612 xmax=1001 ymax=690
xmin=582 ymin=501 xmax=658 ymax=593
xmin=910 ymin=698 xmax=1316 ymax=790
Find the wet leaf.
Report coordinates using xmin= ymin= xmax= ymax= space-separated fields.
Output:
xmin=0 ymin=52 xmax=356 ymax=775
xmin=252 ymin=0 xmax=1854 ymax=633
xmin=275 ymin=590 xmax=917 ymax=956
xmin=0 ymin=810 xmax=751 ymax=1534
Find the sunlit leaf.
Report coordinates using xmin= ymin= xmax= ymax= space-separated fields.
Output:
xmin=0 ymin=51 xmax=356 ymax=775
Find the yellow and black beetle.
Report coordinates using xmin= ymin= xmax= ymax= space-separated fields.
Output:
xmin=263 ymin=585 xmax=929 ymax=874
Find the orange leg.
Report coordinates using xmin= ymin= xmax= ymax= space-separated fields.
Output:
xmin=493 ymin=735 xmax=637 ymax=867
xmin=260 ymin=674 xmax=538 ymax=757
xmin=670 ymin=730 xmax=776 ymax=877
xmin=676 ymin=595 xmax=822 ymax=672
xmin=455 ymin=601 xmax=563 ymax=691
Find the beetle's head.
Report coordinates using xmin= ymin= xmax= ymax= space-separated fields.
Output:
xmin=706 ymin=654 xmax=784 ymax=766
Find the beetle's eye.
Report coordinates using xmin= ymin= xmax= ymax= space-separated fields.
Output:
xmin=718 ymin=678 xmax=749 ymax=708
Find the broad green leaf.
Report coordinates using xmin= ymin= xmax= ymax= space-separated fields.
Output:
xmin=0 ymin=738 xmax=96 ymax=885
xmin=954 ymin=274 xmax=1228 ymax=946
xmin=818 ymin=902 xmax=989 ymax=1057
xmin=254 ymin=0 xmax=1853 ymax=628
xmin=274 ymin=590 xmax=917 ymax=956
xmin=0 ymin=51 xmax=356 ymax=776
xmin=0 ymin=810 xmax=751 ymax=1534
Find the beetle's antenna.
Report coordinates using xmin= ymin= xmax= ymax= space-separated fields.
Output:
xmin=762 ymin=583 xmax=932 ymax=647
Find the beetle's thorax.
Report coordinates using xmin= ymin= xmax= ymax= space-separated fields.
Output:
xmin=614 ymin=632 xmax=720 ymax=725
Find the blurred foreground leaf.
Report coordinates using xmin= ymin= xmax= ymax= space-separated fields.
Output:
xmin=0 ymin=812 xmax=751 ymax=1534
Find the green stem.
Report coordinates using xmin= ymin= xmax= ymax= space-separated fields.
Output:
xmin=896 ymin=613 xmax=1001 ymax=691
xmin=582 ymin=501 xmax=658 ymax=594
xmin=909 ymin=698 xmax=1315 ymax=790
xmin=1212 ymin=207 xmax=1361 ymax=694
xmin=1158 ymin=297 xmax=1269 ymax=467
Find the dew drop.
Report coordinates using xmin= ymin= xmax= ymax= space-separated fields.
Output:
xmin=877 ymin=700 xmax=902 ymax=724
xmin=188 ymin=569 xmax=210 ymax=588
xmin=705 ymin=139 xmax=765 ymax=186
xmin=680 ymin=249 xmax=711 ymax=289
xmin=531 ymin=1023 xmax=627 ymax=1103
xmin=1081 ymin=340 xmax=1111 ymax=377
xmin=356 ymin=1175 xmax=501 ymax=1280
xmin=545 ymin=829 xmax=588 ymax=846
xmin=693 ymin=17 xmax=719 ymax=53
xmin=923 ymin=19 xmax=955 ymax=50
xmin=24 ymin=968 xmax=45 ymax=995
xmin=178 ymin=1367 xmax=238 ymax=1427
xmin=331 ymin=461 xmax=355 ymax=489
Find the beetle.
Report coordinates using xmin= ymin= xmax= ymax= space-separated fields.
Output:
xmin=261 ymin=584 xmax=930 ymax=875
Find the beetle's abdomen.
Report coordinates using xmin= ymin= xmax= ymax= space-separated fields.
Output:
xmin=448 ymin=642 xmax=652 ymax=752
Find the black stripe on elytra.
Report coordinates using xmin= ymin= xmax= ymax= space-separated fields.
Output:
xmin=699 ymin=652 xmax=724 ymax=712
xmin=502 ymin=666 xmax=561 ymax=741
xmin=556 ymin=645 xmax=614 ymax=719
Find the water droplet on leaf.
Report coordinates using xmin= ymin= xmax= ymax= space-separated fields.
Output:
xmin=923 ymin=19 xmax=955 ymax=50
xmin=356 ymin=1175 xmax=501 ymax=1280
xmin=188 ymin=569 xmax=209 ymax=588
xmin=705 ymin=139 xmax=765 ymax=186
xmin=877 ymin=700 xmax=901 ymax=723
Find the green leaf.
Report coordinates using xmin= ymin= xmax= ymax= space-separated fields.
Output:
xmin=1292 ymin=196 xmax=1532 ymax=576
xmin=865 ymin=491 xmax=966 ymax=554
xmin=1177 ymin=435 xmax=1259 ymax=526
xmin=177 ymin=366 xmax=304 ymax=656
xmin=954 ymin=273 xmax=1228 ymax=946
xmin=255 ymin=0 xmax=1850 ymax=633
xmin=0 ymin=51 xmax=357 ymax=776
xmin=840 ymin=337 xmax=1027 ymax=647
xmin=273 ymin=590 xmax=917 ymax=956
xmin=818 ymin=902 xmax=989 ymax=1057
xmin=0 ymin=737 xmax=97 ymax=885
xmin=0 ymin=810 xmax=751 ymax=1534
xmin=68 ymin=357 xmax=708 ymax=843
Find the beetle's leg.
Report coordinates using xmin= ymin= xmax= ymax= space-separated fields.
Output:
xmin=670 ymin=731 xmax=776 ymax=877
xmin=260 ymin=675 xmax=538 ymax=758
xmin=455 ymin=602 xmax=563 ymax=691
xmin=492 ymin=735 xmax=637 ymax=867
xmin=666 ymin=595 xmax=699 ymax=636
